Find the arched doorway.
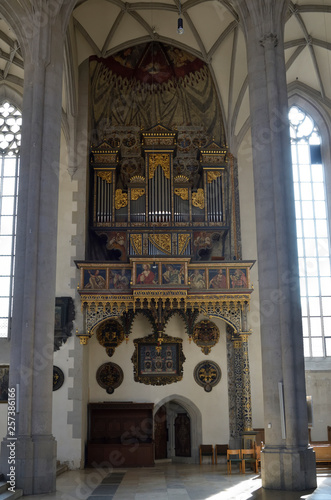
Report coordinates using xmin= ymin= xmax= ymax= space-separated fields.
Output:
xmin=154 ymin=395 xmax=202 ymax=464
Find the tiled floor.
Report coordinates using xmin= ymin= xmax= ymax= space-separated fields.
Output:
xmin=21 ymin=463 xmax=331 ymax=500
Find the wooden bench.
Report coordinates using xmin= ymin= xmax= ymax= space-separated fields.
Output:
xmin=313 ymin=445 xmax=331 ymax=467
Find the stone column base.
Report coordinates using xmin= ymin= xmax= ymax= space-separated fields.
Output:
xmin=1 ymin=434 xmax=57 ymax=495
xmin=261 ymin=446 xmax=317 ymax=491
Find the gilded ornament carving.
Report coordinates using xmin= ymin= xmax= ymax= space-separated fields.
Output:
xmin=149 ymin=234 xmax=171 ymax=254
xmin=93 ymin=153 xmax=118 ymax=164
xmin=192 ymin=319 xmax=220 ymax=354
xmin=115 ymin=189 xmax=128 ymax=209
xmin=130 ymin=234 xmax=143 ymax=255
xmin=194 ymin=360 xmax=221 ymax=392
xmin=174 ymin=188 xmax=189 ymax=201
xmin=97 ymin=171 xmax=112 ymax=183
xmin=96 ymin=362 xmax=124 ymax=394
xmin=178 ymin=234 xmax=190 ymax=255
xmin=174 ymin=175 xmax=189 ymax=183
xmin=130 ymin=175 xmax=146 ymax=183
xmin=131 ymin=188 xmax=145 ymax=200
xmin=96 ymin=319 xmax=125 ymax=357
xmin=207 ymin=171 xmax=222 ymax=183
xmin=148 ymin=154 xmax=170 ymax=179
xmin=192 ymin=189 xmax=205 ymax=209
xmin=144 ymin=137 xmax=174 ymax=146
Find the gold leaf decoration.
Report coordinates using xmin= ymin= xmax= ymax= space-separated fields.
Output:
xmin=115 ymin=189 xmax=128 ymax=209
xmin=131 ymin=188 xmax=145 ymax=200
xmin=148 ymin=154 xmax=170 ymax=179
xmin=97 ymin=171 xmax=112 ymax=183
xmin=178 ymin=234 xmax=191 ymax=255
xmin=207 ymin=171 xmax=222 ymax=183
xmin=192 ymin=189 xmax=205 ymax=209
xmin=130 ymin=234 xmax=143 ymax=255
xmin=149 ymin=234 xmax=171 ymax=254
xmin=174 ymin=188 xmax=189 ymax=201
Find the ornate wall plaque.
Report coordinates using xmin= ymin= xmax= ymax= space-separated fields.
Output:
xmin=192 ymin=319 xmax=220 ymax=354
xmin=131 ymin=333 xmax=186 ymax=386
xmin=53 ymin=366 xmax=64 ymax=391
xmin=96 ymin=362 xmax=124 ymax=394
xmin=194 ymin=361 xmax=221 ymax=392
xmin=96 ymin=319 xmax=125 ymax=357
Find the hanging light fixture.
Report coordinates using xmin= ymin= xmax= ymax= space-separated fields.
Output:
xmin=177 ymin=0 xmax=184 ymax=35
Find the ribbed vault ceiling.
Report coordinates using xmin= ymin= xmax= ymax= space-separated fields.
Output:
xmin=0 ymin=1 xmax=331 ymax=150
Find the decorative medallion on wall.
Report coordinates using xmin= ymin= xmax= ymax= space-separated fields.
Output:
xmin=194 ymin=361 xmax=221 ymax=392
xmin=96 ymin=319 xmax=125 ymax=357
xmin=192 ymin=320 xmax=220 ymax=354
xmin=53 ymin=366 xmax=64 ymax=391
xmin=131 ymin=333 xmax=186 ymax=386
xmin=96 ymin=362 xmax=124 ymax=394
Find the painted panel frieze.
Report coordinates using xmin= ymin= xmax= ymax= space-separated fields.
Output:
xmin=209 ymin=268 xmax=227 ymax=289
xmin=162 ymin=263 xmax=185 ymax=285
xmin=229 ymin=268 xmax=248 ymax=288
xmin=192 ymin=319 xmax=220 ymax=355
xmin=84 ymin=269 xmax=107 ymax=289
xmin=189 ymin=268 xmax=206 ymax=289
xmin=135 ymin=262 xmax=158 ymax=285
xmin=131 ymin=333 xmax=185 ymax=385
xmin=109 ymin=269 xmax=131 ymax=290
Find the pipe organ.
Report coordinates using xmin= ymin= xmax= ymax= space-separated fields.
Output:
xmin=89 ymin=124 xmax=233 ymax=261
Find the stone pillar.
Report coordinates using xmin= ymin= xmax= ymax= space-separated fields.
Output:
xmin=232 ymin=0 xmax=316 ymax=490
xmin=0 ymin=11 xmax=66 ymax=495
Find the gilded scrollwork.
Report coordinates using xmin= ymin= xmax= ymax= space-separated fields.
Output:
xmin=178 ymin=234 xmax=190 ymax=255
xmin=174 ymin=188 xmax=189 ymax=201
xmin=130 ymin=234 xmax=143 ymax=254
xmin=207 ymin=171 xmax=222 ymax=183
xmin=115 ymin=189 xmax=128 ymax=209
xmin=131 ymin=188 xmax=145 ymax=200
xmin=97 ymin=171 xmax=113 ymax=183
xmin=192 ymin=188 xmax=205 ymax=209
xmin=148 ymin=154 xmax=170 ymax=179
xmin=149 ymin=234 xmax=171 ymax=254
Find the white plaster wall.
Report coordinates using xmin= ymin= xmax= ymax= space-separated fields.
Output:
xmin=52 ymin=131 xmax=82 ymax=468
xmin=56 ymin=132 xmax=78 ymax=296
xmin=237 ymin=130 xmax=264 ymax=430
xmin=88 ymin=314 xmax=230 ymax=445
xmin=52 ymin=338 xmax=76 ymax=466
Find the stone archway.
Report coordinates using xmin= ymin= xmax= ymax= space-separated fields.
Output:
xmin=154 ymin=395 xmax=202 ymax=464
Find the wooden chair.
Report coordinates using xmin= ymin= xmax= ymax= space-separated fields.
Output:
xmin=254 ymin=444 xmax=261 ymax=470
xmin=227 ymin=449 xmax=242 ymax=474
xmin=241 ymin=448 xmax=258 ymax=473
xmin=199 ymin=445 xmax=214 ymax=464
xmin=214 ymin=444 xmax=228 ymax=464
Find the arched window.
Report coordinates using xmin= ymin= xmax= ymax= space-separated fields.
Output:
xmin=0 ymin=101 xmax=21 ymax=338
xmin=289 ymin=106 xmax=331 ymax=357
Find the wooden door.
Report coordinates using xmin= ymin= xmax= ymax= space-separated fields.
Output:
xmin=175 ymin=413 xmax=191 ymax=457
xmin=154 ymin=405 xmax=167 ymax=459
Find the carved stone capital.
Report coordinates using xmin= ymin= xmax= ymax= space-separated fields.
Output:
xmin=260 ymin=33 xmax=278 ymax=48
